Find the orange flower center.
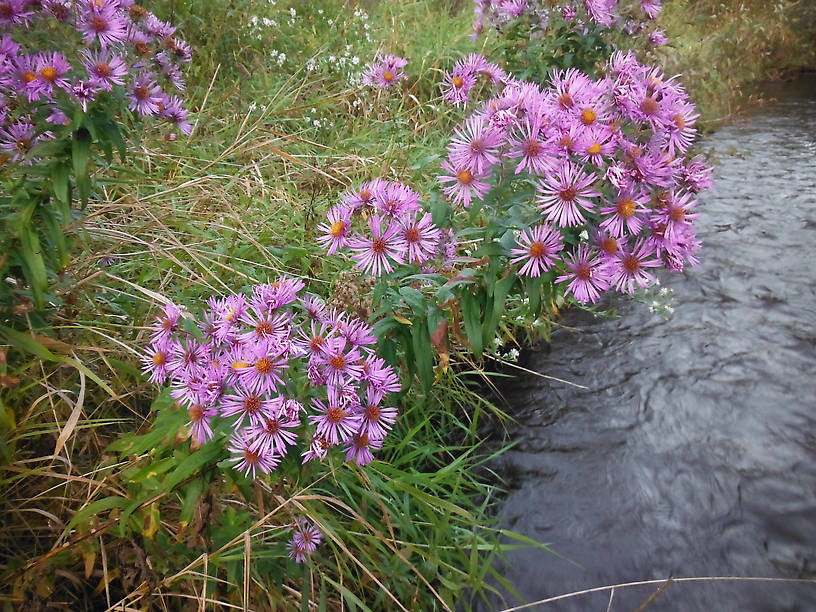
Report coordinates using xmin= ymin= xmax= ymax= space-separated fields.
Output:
xmin=383 ymin=71 xmax=395 ymax=82
xmin=587 ymin=142 xmax=602 ymax=155
xmin=558 ymin=134 xmax=574 ymax=149
xmin=22 ymin=71 xmax=37 ymax=83
xmin=452 ymin=76 xmax=464 ymax=88
xmin=623 ymin=255 xmax=641 ymax=274
xmin=327 ymin=405 xmax=346 ymax=424
xmin=528 ymin=241 xmax=546 ymax=259
xmin=523 ymin=140 xmax=540 ymax=157
xmin=256 ymin=321 xmax=273 ymax=336
xmin=617 ymin=198 xmax=636 ymax=218
xmin=329 ymin=355 xmax=346 ymax=371
xmin=669 ymin=207 xmax=685 ymax=223
xmin=673 ymin=113 xmax=686 ymax=130
xmin=134 ymin=85 xmax=149 ymax=100
xmin=309 ymin=336 xmax=324 ymax=351
xmin=359 ymin=188 xmax=372 ymax=202
xmin=188 ymin=404 xmax=205 ymax=422
xmin=265 ymin=418 xmax=280 ymax=434
xmin=152 ymin=352 xmax=166 ymax=366
xmin=405 ymin=227 xmax=420 ymax=243
xmin=559 ymin=187 xmax=576 ymax=202
xmin=456 ymin=168 xmax=473 ymax=185
xmin=91 ymin=15 xmax=108 ymax=32
xmin=95 ymin=62 xmax=112 ymax=77
xmin=330 ymin=220 xmax=345 ymax=237
xmin=575 ymin=263 xmax=592 ymax=281
xmin=365 ymin=404 xmax=381 ymax=421
xmin=255 ymin=357 xmax=273 ymax=374
xmin=557 ymin=92 xmax=574 ymax=109
xmin=580 ymin=108 xmax=597 ymax=125
xmin=355 ymin=432 xmax=370 ymax=448
xmin=244 ymin=396 xmax=262 ymax=413
xmin=242 ymin=448 xmax=260 ymax=463
xmin=39 ymin=66 xmax=57 ymax=82
xmin=601 ymin=236 xmax=618 ymax=254
xmin=640 ymin=97 xmax=659 ymax=115
xmin=371 ymin=238 xmax=386 ymax=254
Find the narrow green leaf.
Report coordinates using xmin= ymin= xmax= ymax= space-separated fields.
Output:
xmin=66 ymin=496 xmax=129 ymax=532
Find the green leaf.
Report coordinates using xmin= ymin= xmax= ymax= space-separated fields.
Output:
xmin=461 ymin=291 xmax=483 ymax=356
xmin=66 ymin=496 xmax=129 ymax=532
xmin=162 ymin=440 xmax=224 ymax=492
xmin=72 ymin=128 xmax=92 ymax=205
xmin=411 ymin=318 xmax=433 ymax=392
xmin=17 ymin=223 xmax=48 ymax=310
xmin=0 ymin=325 xmax=57 ymax=362
xmin=179 ymin=478 xmax=206 ymax=526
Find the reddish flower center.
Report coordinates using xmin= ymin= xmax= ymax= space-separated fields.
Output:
xmin=617 ymin=198 xmax=636 ymax=218
xmin=365 ymin=404 xmax=381 ymax=421
xmin=327 ymin=405 xmax=346 ymax=424
xmin=359 ymin=188 xmax=372 ymax=202
xmin=255 ymin=357 xmax=273 ymax=374
xmin=469 ymin=138 xmax=486 ymax=155
xmin=242 ymin=448 xmax=260 ymax=463
xmin=558 ymin=134 xmax=574 ymax=149
xmin=330 ymin=219 xmax=345 ymax=237
xmin=94 ymin=62 xmax=113 ymax=77
xmin=575 ymin=263 xmax=592 ymax=281
xmin=383 ymin=71 xmax=395 ymax=82
xmin=355 ymin=432 xmax=370 ymax=448
xmin=456 ymin=168 xmax=473 ymax=185
xmin=265 ymin=418 xmax=280 ymax=434
xmin=629 ymin=145 xmax=643 ymax=159
xmin=640 ymin=96 xmax=659 ymax=115
xmin=673 ymin=113 xmax=686 ymax=130
xmin=528 ymin=241 xmax=546 ymax=259
xmin=371 ymin=238 xmax=386 ymax=254
xmin=91 ymin=15 xmax=109 ymax=33
xmin=587 ymin=142 xmax=602 ymax=155
xmin=130 ymin=4 xmax=148 ymax=20
xmin=188 ymin=404 xmax=204 ymax=422
xmin=0 ymin=5 xmax=13 ymax=19
xmin=669 ymin=206 xmax=685 ymax=223
xmin=329 ymin=354 xmax=346 ymax=371
xmin=256 ymin=321 xmax=273 ymax=336
xmin=135 ymin=41 xmax=151 ymax=56
xmin=559 ymin=187 xmax=576 ymax=202
xmin=557 ymin=92 xmax=574 ymax=109
xmin=240 ymin=396 xmax=260 ymax=415
xmin=523 ymin=140 xmax=540 ymax=157
xmin=134 ymin=85 xmax=149 ymax=100
xmin=22 ymin=71 xmax=37 ymax=83
xmin=309 ymin=336 xmax=324 ymax=351
xmin=405 ymin=227 xmax=420 ymax=243
xmin=623 ymin=255 xmax=641 ymax=274
xmin=601 ymin=236 xmax=618 ymax=254
xmin=580 ymin=107 xmax=597 ymax=125
xmin=39 ymin=66 xmax=57 ymax=82
xmin=452 ymin=76 xmax=464 ymax=88
xmin=152 ymin=352 xmax=166 ymax=366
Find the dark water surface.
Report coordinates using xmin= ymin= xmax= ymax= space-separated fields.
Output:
xmin=488 ymin=76 xmax=816 ymax=611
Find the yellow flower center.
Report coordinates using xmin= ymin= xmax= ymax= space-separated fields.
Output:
xmin=452 ymin=76 xmax=464 ymax=88
xmin=39 ymin=66 xmax=57 ymax=82
xmin=456 ymin=168 xmax=473 ymax=185
xmin=617 ymin=198 xmax=636 ymax=218
xmin=580 ymin=108 xmax=597 ymax=125
xmin=330 ymin=220 xmax=345 ymax=237
xmin=383 ymin=71 xmax=395 ymax=82
xmin=587 ymin=142 xmax=602 ymax=155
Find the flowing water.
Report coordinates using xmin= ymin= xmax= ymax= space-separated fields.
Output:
xmin=488 ymin=76 xmax=816 ymax=611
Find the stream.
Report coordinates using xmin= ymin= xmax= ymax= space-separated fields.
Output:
xmin=488 ymin=75 xmax=816 ymax=611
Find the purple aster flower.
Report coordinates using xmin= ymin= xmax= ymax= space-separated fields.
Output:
xmin=150 ymin=301 xmax=182 ymax=344
xmin=641 ymin=0 xmax=663 ymax=19
xmin=82 ymin=48 xmax=128 ymax=91
xmin=562 ymin=4 xmax=577 ymax=21
xmin=227 ymin=429 xmax=279 ymax=478
xmin=438 ymin=159 xmax=491 ymax=208
xmin=340 ymin=179 xmax=381 ymax=212
xmin=609 ymin=238 xmax=661 ymax=294
xmin=508 ymin=118 xmax=552 ymax=175
xmin=0 ymin=0 xmax=33 ymax=27
xmin=140 ymin=339 xmax=172 ymax=384
xmin=301 ymin=435 xmax=331 ymax=463
xmin=128 ymin=74 xmax=163 ymax=116
xmin=251 ymin=413 xmax=299 ymax=457
xmin=357 ymin=387 xmax=398 ymax=440
xmin=447 ymin=115 xmax=503 ymax=174
xmin=510 ymin=224 xmax=564 ymax=277
xmin=238 ymin=340 xmax=288 ymax=395
xmin=220 ymin=387 xmax=277 ymax=428
xmin=536 ymin=160 xmax=600 ymax=227
xmin=168 ymin=336 xmax=206 ymax=379
xmin=186 ymin=403 xmax=218 ymax=446
xmin=0 ymin=120 xmax=35 ymax=163
xmin=309 ymin=398 xmax=362 ymax=445
xmin=651 ymin=190 xmax=698 ymax=243
xmin=599 ymin=188 xmax=649 ymax=237
xmin=337 ymin=317 xmax=375 ymax=348
xmin=288 ymin=520 xmax=322 ymax=563
xmin=441 ymin=65 xmax=477 ymax=106
xmin=344 ymin=431 xmax=382 ymax=466
xmin=649 ymin=28 xmax=669 ymax=47
xmin=145 ymin=13 xmax=176 ymax=38
xmin=77 ymin=4 xmax=127 ymax=48
xmin=556 ymin=245 xmax=611 ymax=304
xmin=362 ymin=53 xmax=407 ymax=89
xmin=681 ymin=154 xmax=714 ymax=193
xmin=159 ymin=94 xmax=192 ymax=134
xmin=347 ymin=215 xmax=406 ymax=276
xmin=70 ymin=80 xmax=98 ymax=112
xmin=319 ymin=336 xmax=363 ymax=386
xmin=43 ymin=0 xmax=72 ymax=22
xmin=45 ymin=107 xmax=70 ymax=126
xmin=34 ymin=52 xmax=72 ymax=98
xmin=576 ymin=125 xmax=615 ymax=168
xmin=399 ymin=211 xmax=441 ymax=265
xmin=373 ymin=181 xmax=420 ymax=217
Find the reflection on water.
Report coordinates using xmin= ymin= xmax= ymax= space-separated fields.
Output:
xmin=489 ymin=75 xmax=816 ymax=611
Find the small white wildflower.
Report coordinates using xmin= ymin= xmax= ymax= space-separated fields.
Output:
xmin=289 ymin=7 xmax=296 ymax=17
xmin=579 ymin=229 xmax=589 ymax=240
xmin=507 ymin=348 xmax=519 ymax=361
xmin=277 ymin=53 xmax=286 ymax=66
xmin=270 ymin=49 xmax=278 ymax=57
xmin=327 ymin=19 xmax=333 ymax=25
xmin=313 ymin=119 xmax=321 ymax=127
xmin=310 ymin=107 xmax=316 ymax=114
xmin=328 ymin=55 xmax=336 ymax=63
xmin=352 ymin=56 xmax=359 ymax=65
xmin=248 ymin=102 xmax=257 ymax=111
xmin=318 ymin=9 xmax=323 ymax=15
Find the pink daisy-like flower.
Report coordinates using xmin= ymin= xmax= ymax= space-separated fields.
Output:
xmin=34 ymin=52 xmax=72 ymax=98
xmin=447 ymin=115 xmax=503 ymax=175
xmin=362 ymin=54 xmax=407 ymax=89
xmin=508 ymin=119 xmax=552 ymax=175
xmin=150 ymin=302 xmax=182 ymax=344
xmin=128 ymin=74 xmax=163 ymax=116
xmin=77 ymin=4 xmax=128 ymax=48
xmin=316 ymin=205 xmax=352 ymax=255
xmin=599 ymin=188 xmax=649 ymax=237
xmin=288 ymin=520 xmax=322 ymax=563
xmin=441 ymin=65 xmax=477 ymax=106
xmin=609 ymin=238 xmax=661 ymax=294
xmin=186 ymin=403 xmax=218 ymax=446
xmin=167 ymin=337 xmax=206 ymax=379
xmin=556 ymin=245 xmax=612 ymax=304
xmin=357 ymin=387 xmax=398 ymax=440
xmin=438 ymin=159 xmax=491 ymax=208
xmin=320 ymin=336 xmax=363 ymax=386
xmin=140 ymin=340 xmax=172 ymax=384
xmin=220 ymin=386 xmax=277 ymax=428
xmin=399 ymin=211 xmax=441 ymax=265
xmin=227 ymin=429 xmax=279 ymax=478
xmin=510 ymin=224 xmax=564 ymax=277
xmin=347 ymin=215 xmax=406 ymax=276
xmin=309 ymin=398 xmax=362 ymax=445
xmin=374 ymin=181 xmax=420 ymax=217
xmin=344 ymin=431 xmax=383 ymax=466
xmin=238 ymin=340 xmax=288 ymax=395
xmin=341 ymin=179 xmax=381 ymax=212
xmin=652 ymin=190 xmax=699 ymax=242
xmin=536 ymin=160 xmax=600 ymax=227
xmin=250 ymin=413 xmax=299 ymax=457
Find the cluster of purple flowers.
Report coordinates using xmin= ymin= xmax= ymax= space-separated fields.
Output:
xmin=438 ymin=51 xmax=713 ymax=303
xmin=0 ymin=0 xmax=191 ymax=164
xmin=317 ymin=178 xmax=457 ymax=277
xmin=440 ymin=52 xmax=507 ymax=106
xmin=361 ymin=53 xmax=407 ymax=89
xmin=471 ymin=0 xmax=666 ymax=46
xmin=288 ymin=519 xmax=322 ymax=563
xmin=140 ymin=278 xmax=401 ymax=477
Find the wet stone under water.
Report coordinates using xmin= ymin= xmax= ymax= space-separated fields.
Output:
xmin=487 ymin=76 xmax=816 ymax=611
